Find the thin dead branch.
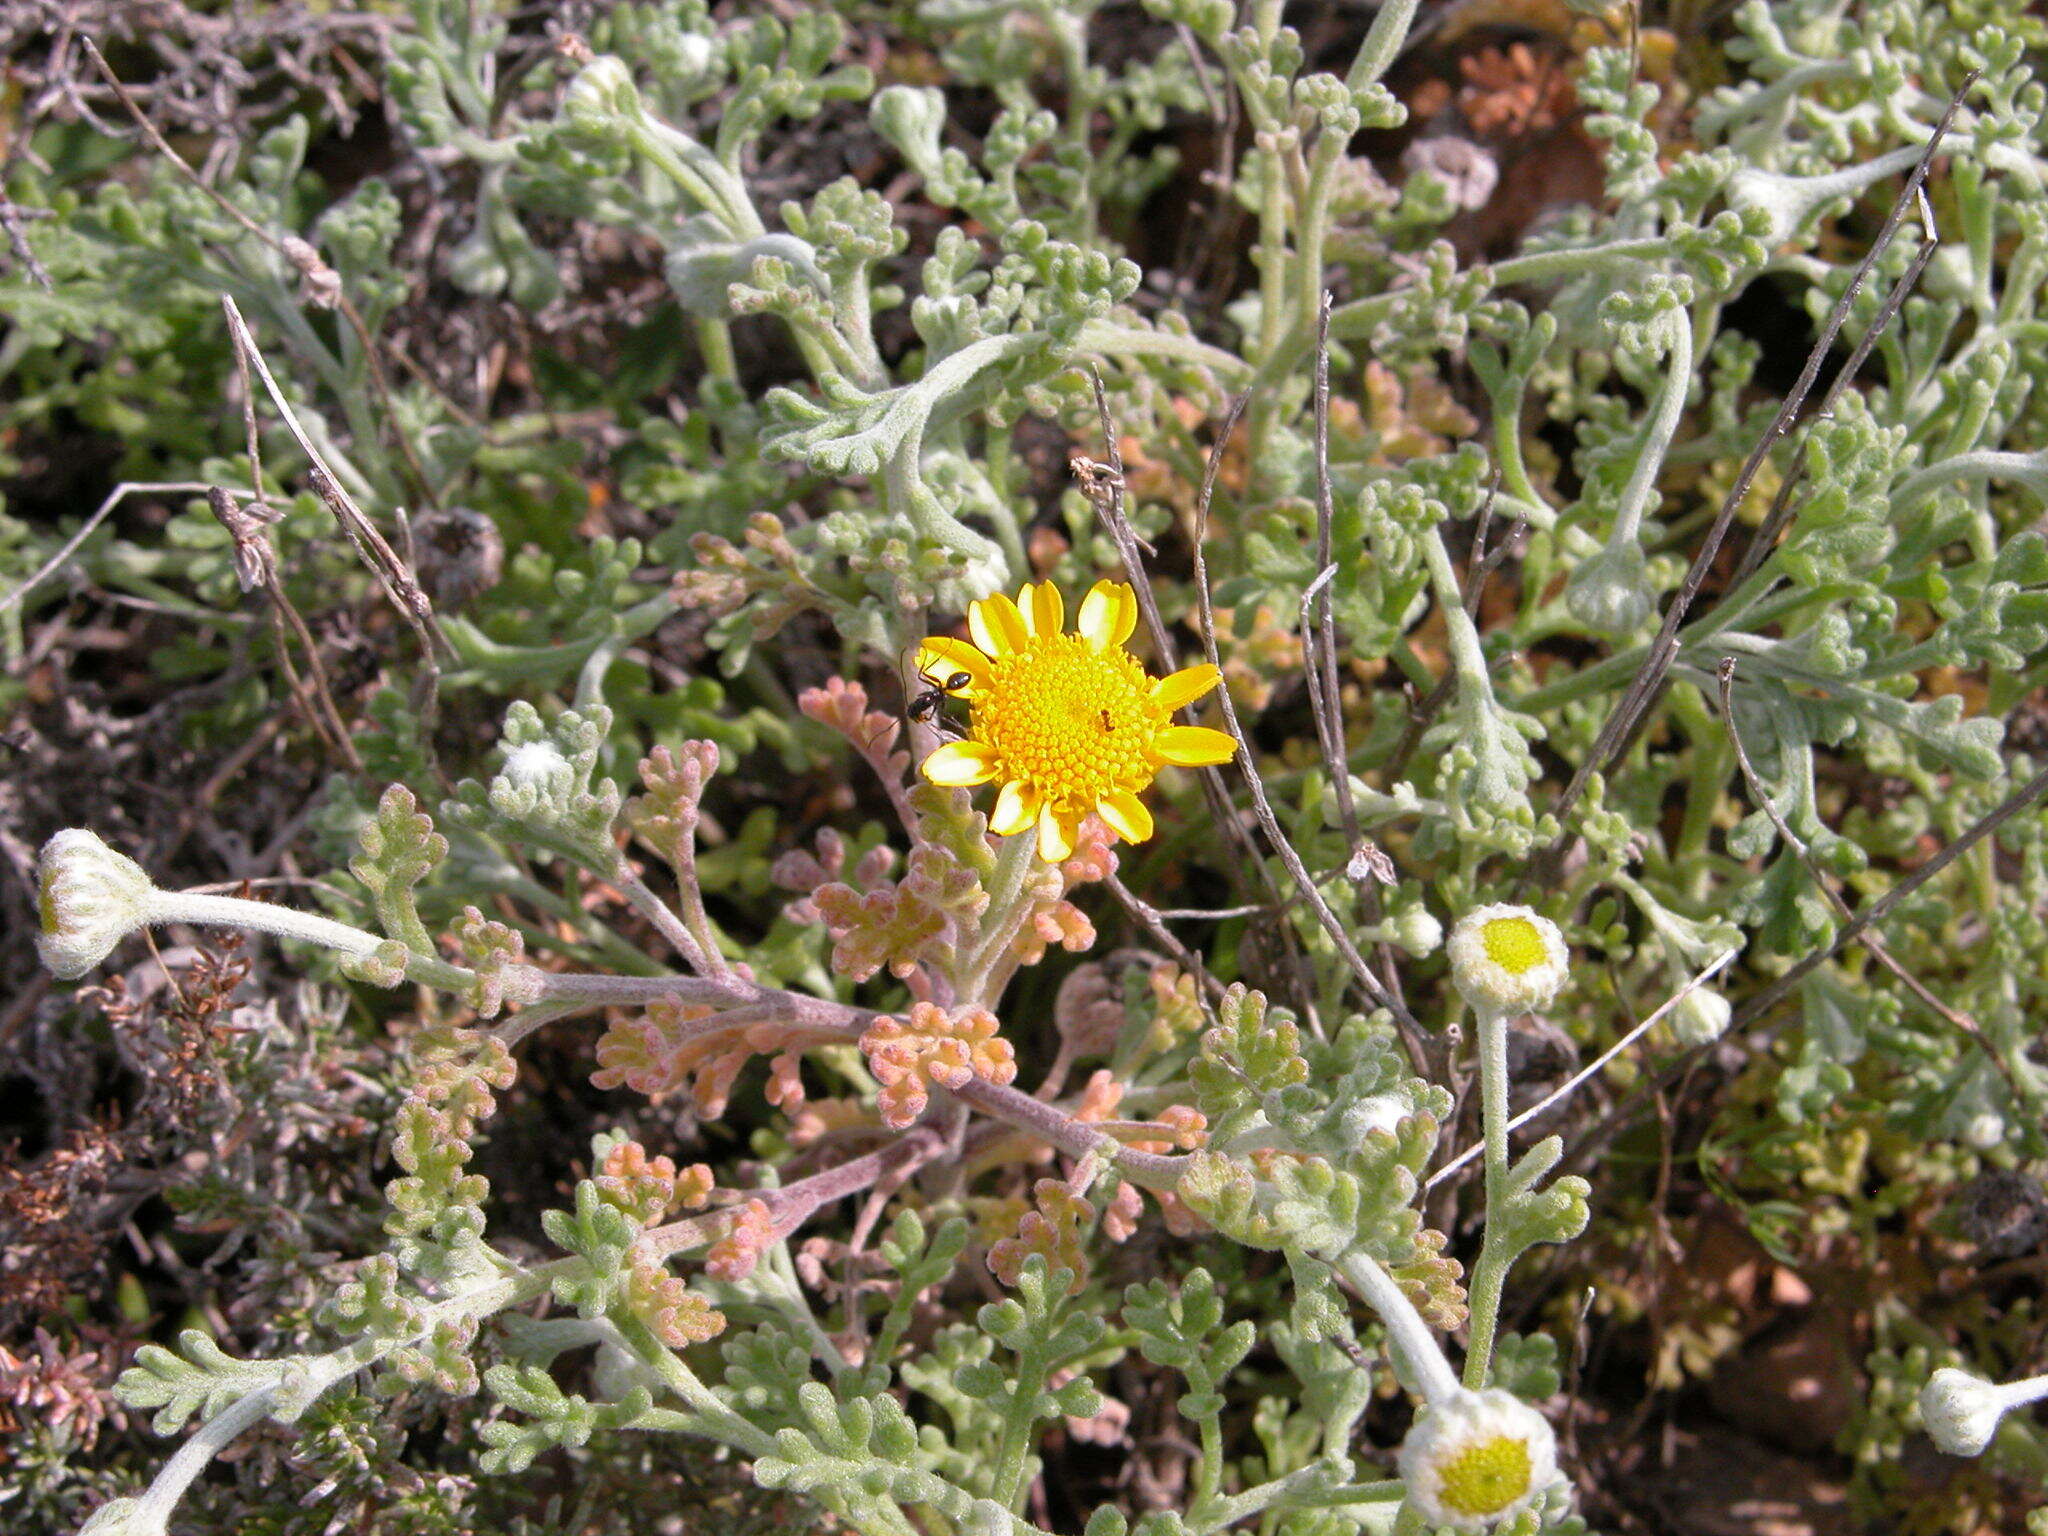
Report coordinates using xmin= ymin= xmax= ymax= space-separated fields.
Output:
xmin=1532 ymin=78 xmax=1974 ymax=877
xmin=1717 ymin=655 xmax=2027 ymax=1106
xmin=1079 ymin=366 xmax=1299 ymax=973
xmin=221 ymin=295 xmax=447 ymax=736
xmin=1 ymin=482 xmax=224 ymax=619
xmin=1187 ymin=394 xmax=1434 ymax=1069
xmin=1726 ymin=187 xmax=1944 ymax=591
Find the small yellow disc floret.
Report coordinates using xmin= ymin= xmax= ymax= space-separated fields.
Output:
xmin=1446 ymin=904 xmax=1570 ymax=1015
xmin=977 ymin=634 xmax=1163 ymax=811
xmin=1396 ymin=1386 xmax=1557 ymax=1531
xmin=1435 ymin=1434 xmax=1534 ymax=1518
xmin=1479 ymin=915 xmax=1548 ymax=977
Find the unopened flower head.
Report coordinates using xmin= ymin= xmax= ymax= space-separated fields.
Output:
xmin=1387 ymin=904 xmax=1444 ymax=957
xmin=1397 ymin=1387 xmax=1558 ymax=1530
xmin=1667 ymin=985 xmax=1732 ymax=1047
xmin=1918 ymin=1366 xmax=2048 ymax=1457
xmin=1446 ymin=904 xmax=1569 ymax=1015
xmin=36 ymin=829 xmax=158 ymax=980
xmin=916 ymin=579 xmax=1236 ymax=862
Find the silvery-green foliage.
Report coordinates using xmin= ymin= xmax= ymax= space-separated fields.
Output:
xmin=15 ymin=0 xmax=2048 ymax=1532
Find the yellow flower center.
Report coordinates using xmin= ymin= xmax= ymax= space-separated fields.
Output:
xmin=1480 ymin=916 xmax=1547 ymax=977
xmin=1436 ymin=1433 xmax=1533 ymax=1517
xmin=974 ymin=633 xmax=1164 ymax=813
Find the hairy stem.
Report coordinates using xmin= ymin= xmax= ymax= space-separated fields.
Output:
xmin=1461 ymin=1004 xmax=1513 ymax=1390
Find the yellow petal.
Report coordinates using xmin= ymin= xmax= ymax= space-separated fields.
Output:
xmin=969 ymin=592 xmax=1030 ymax=656
xmin=1078 ymin=579 xmax=1138 ymax=651
xmin=1155 ymin=725 xmax=1238 ymax=767
xmin=1097 ymin=788 xmax=1154 ymax=844
xmin=990 ymin=778 xmax=1042 ymax=837
xmin=1036 ymin=800 xmax=1079 ymax=862
xmin=1151 ymin=662 xmax=1222 ymax=711
xmin=1019 ymin=580 xmax=1064 ymax=638
xmin=922 ymin=741 xmax=1000 ymax=786
xmin=916 ymin=637 xmax=991 ymax=694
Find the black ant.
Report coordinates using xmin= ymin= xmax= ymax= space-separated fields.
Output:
xmin=863 ymin=654 xmax=972 ymax=753
xmin=911 ymin=670 xmax=974 ymax=726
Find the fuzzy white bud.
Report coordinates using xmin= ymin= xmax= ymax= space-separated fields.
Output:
xmin=1387 ymin=904 xmax=1444 ymax=958
xmin=500 ymin=740 xmax=571 ymax=792
xmin=1667 ymin=986 xmax=1732 ymax=1047
xmin=1964 ymin=1113 xmax=2007 ymax=1152
xmin=1564 ymin=542 xmax=1654 ymax=636
xmin=35 ymin=830 xmax=158 ymax=979
xmin=1919 ymin=1367 xmax=2022 ymax=1457
xmin=38 ymin=827 xmax=386 ymax=980
xmin=1446 ymin=904 xmax=1569 ymax=1015
xmin=1398 ymin=1387 xmax=1558 ymax=1530
xmin=561 ymin=56 xmax=640 ymax=130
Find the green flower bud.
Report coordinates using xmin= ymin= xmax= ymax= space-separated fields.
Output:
xmin=1565 ymin=543 xmax=1655 ymax=636
xmin=562 ymin=56 xmax=642 ymax=132
xmin=1667 ymin=987 xmax=1732 ymax=1047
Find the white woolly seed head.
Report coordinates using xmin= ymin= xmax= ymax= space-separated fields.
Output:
xmin=1338 ymin=1093 xmax=1409 ymax=1144
xmin=500 ymin=739 xmax=570 ymax=789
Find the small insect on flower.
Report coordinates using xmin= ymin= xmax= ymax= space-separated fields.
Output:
xmin=909 ymin=669 xmax=974 ymax=729
xmin=865 ymin=652 xmax=973 ymax=754
xmin=915 ymin=578 xmax=1237 ymax=861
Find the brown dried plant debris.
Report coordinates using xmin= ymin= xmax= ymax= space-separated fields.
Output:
xmin=0 ymin=946 xmax=247 ymax=1330
xmin=2 ymin=0 xmax=392 ymax=149
xmin=1458 ymin=41 xmax=1579 ymax=136
xmin=0 ymin=1327 xmax=126 ymax=1450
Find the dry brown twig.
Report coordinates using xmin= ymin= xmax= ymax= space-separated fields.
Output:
xmin=1529 ymin=76 xmax=1974 ymax=884
xmin=1099 ymin=873 xmax=1227 ymax=1008
xmin=220 ymin=295 xmax=448 ymax=736
xmin=1558 ymin=747 xmax=2048 ymax=1184
xmin=1726 ymin=185 xmax=1944 ymax=591
xmin=0 ymin=483 xmax=225 ymax=619
xmin=1304 ymin=294 xmax=1360 ymax=858
xmin=1716 ymin=655 xmax=2023 ymax=1105
xmin=1181 ymin=389 xmax=1435 ymax=1070
xmin=1076 ymin=365 xmax=1304 ymax=1004
xmin=213 ymin=330 xmax=363 ymax=770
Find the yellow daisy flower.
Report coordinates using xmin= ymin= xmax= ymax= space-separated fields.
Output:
xmin=915 ymin=579 xmax=1237 ymax=862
